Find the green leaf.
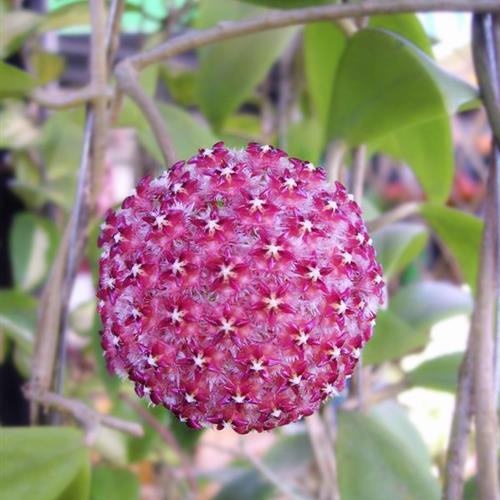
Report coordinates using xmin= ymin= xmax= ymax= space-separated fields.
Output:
xmin=421 ymin=203 xmax=483 ymax=290
xmin=30 ymin=50 xmax=65 ymax=85
xmin=1 ymin=427 xmax=90 ymax=500
xmin=0 ymin=103 xmax=40 ymax=149
xmin=90 ymin=466 xmax=139 ymax=500
xmin=368 ymin=13 xmax=433 ymax=56
xmin=390 ymin=281 xmax=473 ymax=332
xmin=38 ymin=1 xmax=90 ymax=32
xmin=196 ymin=0 xmax=296 ymax=129
xmin=160 ymin=64 xmax=198 ymax=107
xmin=328 ymin=28 xmax=477 ymax=145
xmin=364 ymin=309 xmax=424 ymax=365
xmin=286 ymin=117 xmax=323 ymax=164
xmin=372 ymin=222 xmax=428 ymax=280
xmin=407 ymin=352 xmax=463 ymax=393
xmin=0 ymin=10 xmax=40 ymax=58
xmin=9 ymin=213 xmax=59 ymax=291
xmin=0 ymin=61 xmax=36 ymax=98
xmin=138 ymin=102 xmax=217 ymax=164
xmin=0 ymin=290 xmax=37 ymax=351
xmin=370 ymin=115 xmax=453 ymax=202
xmin=365 ymin=281 xmax=472 ymax=365
xmin=337 ymin=410 xmax=440 ymax=500
xmin=304 ymin=21 xmax=346 ymax=130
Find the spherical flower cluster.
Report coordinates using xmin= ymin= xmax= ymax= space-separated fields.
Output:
xmin=97 ymin=142 xmax=384 ymax=433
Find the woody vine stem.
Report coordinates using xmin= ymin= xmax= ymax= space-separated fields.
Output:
xmin=27 ymin=1 xmax=500 ymax=499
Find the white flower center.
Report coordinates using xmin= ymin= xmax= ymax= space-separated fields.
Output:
xmin=325 ymin=200 xmax=338 ymax=212
xmin=104 ymin=277 xmax=115 ymax=289
xmin=299 ymin=219 xmax=313 ymax=233
xmin=185 ymin=393 xmax=196 ymax=404
xmin=306 ymin=266 xmax=321 ymax=282
xmin=333 ymin=300 xmax=347 ymax=315
xmin=295 ymin=330 xmax=309 ymax=346
xmin=172 ymin=258 xmax=186 ymax=275
xmin=260 ymin=144 xmax=271 ymax=153
xmin=329 ymin=346 xmax=341 ymax=359
xmin=250 ymin=359 xmax=264 ymax=372
xmin=154 ymin=214 xmax=169 ymax=229
xmin=271 ymin=409 xmax=282 ymax=418
xmin=146 ymin=355 xmax=157 ymax=367
xmin=192 ymin=353 xmax=206 ymax=368
xmin=220 ymin=318 xmax=235 ymax=334
xmin=131 ymin=263 xmax=143 ymax=277
xmin=172 ymin=182 xmax=184 ymax=194
xmin=232 ymin=393 xmax=246 ymax=404
xmin=205 ymin=219 xmax=221 ymax=234
xmin=170 ymin=307 xmax=185 ymax=324
xmin=283 ymin=177 xmax=297 ymax=190
xmin=249 ymin=197 xmax=266 ymax=212
xmin=322 ymin=383 xmax=338 ymax=397
xmin=289 ymin=374 xmax=302 ymax=386
xmin=341 ymin=251 xmax=352 ymax=265
xmin=219 ymin=263 xmax=235 ymax=281
xmin=263 ymin=293 xmax=282 ymax=311
xmin=264 ymin=243 xmax=282 ymax=259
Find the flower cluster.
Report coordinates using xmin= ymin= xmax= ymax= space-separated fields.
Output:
xmin=97 ymin=142 xmax=384 ymax=433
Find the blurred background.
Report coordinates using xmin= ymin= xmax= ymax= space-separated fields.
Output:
xmin=0 ymin=1 xmax=494 ymax=499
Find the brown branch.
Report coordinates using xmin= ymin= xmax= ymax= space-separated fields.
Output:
xmin=24 ymin=386 xmax=143 ymax=445
xmin=470 ymin=13 xmax=500 ymax=500
xmin=120 ymin=394 xmax=197 ymax=497
xmin=114 ymin=60 xmax=177 ymax=165
xmin=306 ymin=413 xmax=340 ymax=500
xmin=367 ymin=202 xmax=422 ymax=232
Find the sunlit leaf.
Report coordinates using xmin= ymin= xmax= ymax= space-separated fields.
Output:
xmin=1 ymin=427 xmax=90 ymax=500
xmin=0 ymin=103 xmax=40 ymax=149
xmin=30 ymin=50 xmax=65 ymax=85
xmin=38 ymin=1 xmax=90 ymax=32
xmin=372 ymin=222 xmax=428 ymax=280
xmin=0 ymin=61 xmax=36 ymax=98
xmin=9 ymin=213 xmax=59 ymax=292
xmin=0 ymin=290 xmax=37 ymax=351
xmin=337 ymin=409 xmax=440 ymax=500
xmin=407 ymin=352 xmax=463 ymax=393
xmin=0 ymin=9 xmax=40 ymax=58
xmin=304 ymin=21 xmax=346 ymax=130
xmin=239 ymin=0 xmax=335 ymax=7
xmin=197 ymin=0 xmax=296 ymax=129
xmin=286 ymin=117 xmax=323 ymax=164
xmin=329 ymin=29 xmax=477 ymax=145
xmin=421 ymin=203 xmax=483 ymax=290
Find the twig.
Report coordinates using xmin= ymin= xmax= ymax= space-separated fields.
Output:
xmin=120 ymin=393 xmax=197 ymax=496
xmin=443 ymin=347 xmax=474 ymax=500
xmin=123 ymin=1 xmax=500 ymax=72
xmin=470 ymin=13 xmax=500 ymax=500
xmin=325 ymin=140 xmax=347 ymax=182
xmin=238 ymin=439 xmax=310 ymax=500
xmin=305 ymin=413 xmax=340 ymax=500
xmin=114 ymin=60 xmax=177 ymax=165
xmin=32 ymin=85 xmax=114 ymax=109
xmin=24 ymin=386 xmax=144 ymax=445
xmin=367 ymin=201 xmax=421 ymax=232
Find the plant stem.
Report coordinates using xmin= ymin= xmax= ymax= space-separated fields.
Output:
xmin=470 ymin=12 xmax=500 ymax=500
xmin=367 ymin=202 xmax=421 ymax=232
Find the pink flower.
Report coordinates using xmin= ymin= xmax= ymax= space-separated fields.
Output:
xmin=97 ymin=142 xmax=384 ymax=433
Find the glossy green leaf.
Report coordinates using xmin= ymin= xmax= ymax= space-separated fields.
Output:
xmin=368 ymin=13 xmax=433 ymax=56
xmin=0 ymin=61 xmax=36 ymax=98
xmin=337 ymin=410 xmax=440 ymax=500
xmin=160 ymin=64 xmax=198 ymax=107
xmin=31 ymin=50 xmax=65 ymax=85
xmin=0 ymin=290 xmax=37 ymax=351
xmin=0 ymin=10 xmax=40 ymax=58
xmin=9 ymin=213 xmax=59 ymax=291
xmin=421 ymin=203 xmax=483 ymax=290
xmin=197 ymin=0 xmax=296 ymax=129
xmin=304 ymin=21 xmax=346 ymax=129
xmin=365 ymin=281 xmax=472 ymax=365
xmin=90 ymin=466 xmax=139 ymax=500
xmin=370 ymin=115 xmax=454 ymax=202
xmin=407 ymin=352 xmax=463 ymax=393
xmin=372 ymin=222 xmax=428 ymax=280
xmin=286 ymin=117 xmax=323 ymax=164
xmin=138 ymin=102 xmax=217 ymax=164
xmin=329 ymin=29 xmax=477 ymax=145
xmin=1 ymin=427 xmax=90 ymax=500
xmin=390 ymin=281 xmax=472 ymax=332
xmin=364 ymin=310 xmax=425 ymax=365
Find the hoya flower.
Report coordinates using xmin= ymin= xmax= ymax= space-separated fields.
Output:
xmin=97 ymin=142 xmax=384 ymax=434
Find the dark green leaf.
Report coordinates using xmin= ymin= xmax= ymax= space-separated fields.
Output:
xmin=304 ymin=21 xmax=346 ymax=129
xmin=160 ymin=64 xmax=198 ymax=107
xmin=9 ymin=213 xmax=59 ymax=291
xmin=0 ymin=289 xmax=37 ymax=351
xmin=1 ymin=427 xmax=90 ymax=500
xmin=196 ymin=0 xmax=296 ymax=129
xmin=370 ymin=115 xmax=453 ymax=202
xmin=372 ymin=222 xmax=428 ymax=280
xmin=407 ymin=352 xmax=463 ymax=393
xmin=0 ymin=61 xmax=36 ymax=98
xmin=337 ymin=410 xmax=440 ymax=500
xmin=421 ymin=203 xmax=483 ymax=290
xmin=328 ymin=29 xmax=477 ymax=145
xmin=368 ymin=13 xmax=433 ymax=56
xmin=90 ymin=465 xmax=139 ymax=500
